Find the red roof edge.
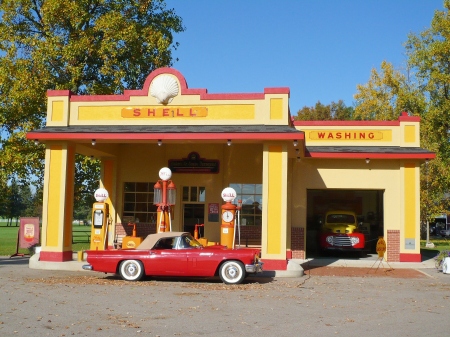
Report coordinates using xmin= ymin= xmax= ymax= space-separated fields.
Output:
xmin=294 ymin=112 xmax=421 ymax=127
xmin=54 ymin=67 xmax=291 ymax=102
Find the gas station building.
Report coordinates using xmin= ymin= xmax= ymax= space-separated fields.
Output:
xmin=27 ymin=68 xmax=435 ymax=270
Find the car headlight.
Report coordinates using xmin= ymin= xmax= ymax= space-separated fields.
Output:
xmin=326 ymin=236 xmax=334 ymax=244
xmin=350 ymin=237 xmax=360 ymax=245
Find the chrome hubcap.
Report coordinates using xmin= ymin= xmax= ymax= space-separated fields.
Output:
xmin=227 ymin=266 xmax=238 ymax=278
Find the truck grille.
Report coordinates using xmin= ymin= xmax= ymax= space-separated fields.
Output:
xmin=328 ymin=236 xmax=353 ymax=247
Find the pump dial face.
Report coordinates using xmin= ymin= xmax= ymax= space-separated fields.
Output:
xmin=222 ymin=210 xmax=234 ymax=223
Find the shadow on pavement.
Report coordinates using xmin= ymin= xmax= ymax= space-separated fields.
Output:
xmin=99 ymin=274 xmax=275 ymax=285
xmin=0 ymin=256 xmax=30 ymax=266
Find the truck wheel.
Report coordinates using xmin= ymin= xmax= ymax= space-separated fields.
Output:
xmin=119 ymin=260 xmax=144 ymax=281
xmin=219 ymin=260 xmax=245 ymax=285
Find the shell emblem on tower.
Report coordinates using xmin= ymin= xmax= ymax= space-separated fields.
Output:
xmin=150 ymin=74 xmax=179 ymax=105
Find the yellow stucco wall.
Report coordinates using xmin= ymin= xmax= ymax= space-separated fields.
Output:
xmin=113 ymin=143 xmax=263 ymax=243
xmin=299 ymin=120 xmax=420 ymax=148
xmin=64 ymin=73 xmax=290 ymax=126
xmin=291 ymin=158 xmax=421 ymax=257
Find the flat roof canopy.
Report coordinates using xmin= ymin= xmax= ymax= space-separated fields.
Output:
xmin=27 ymin=125 xmax=305 ymax=142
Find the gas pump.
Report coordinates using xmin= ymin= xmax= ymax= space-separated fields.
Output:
xmin=220 ymin=187 xmax=238 ymax=249
xmin=153 ymin=167 xmax=176 ymax=233
xmin=90 ymin=188 xmax=110 ymax=250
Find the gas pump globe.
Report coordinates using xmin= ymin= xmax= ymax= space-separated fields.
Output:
xmin=220 ymin=187 xmax=237 ymax=248
xmin=90 ymin=188 xmax=110 ymax=250
xmin=153 ymin=167 xmax=176 ymax=232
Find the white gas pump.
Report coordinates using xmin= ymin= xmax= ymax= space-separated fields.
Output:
xmin=90 ymin=188 xmax=110 ymax=251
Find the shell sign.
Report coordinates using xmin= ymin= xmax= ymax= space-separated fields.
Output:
xmin=19 ymin=217 xmax=40 ymax=249
xmin=94 ymin=188 xmax=109 ymax=202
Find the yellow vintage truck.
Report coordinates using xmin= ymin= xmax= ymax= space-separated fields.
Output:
xmin=319 ymin=210 xmax=365 ymax=253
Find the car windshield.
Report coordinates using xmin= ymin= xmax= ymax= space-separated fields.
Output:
xmin=179 ymin=234 xmax=203 ymax=249
xmin=327 ymin=214 xmax=355 ymax=224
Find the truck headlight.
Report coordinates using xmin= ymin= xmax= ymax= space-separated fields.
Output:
xmin=350 ymin=237 xmax=360 ymax=245
xmin=326 ymin=236 xmax=334 ymax=244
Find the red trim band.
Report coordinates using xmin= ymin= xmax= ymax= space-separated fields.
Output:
xmin=399 ymin=253 xmax=422 ymax=262
xmin=295 ymin=120 xmax=399 ymax=126
xmin=294 ymin=112 xmax=420 ymax=126
xmin=39 ymin=251 xmax=73 ymax=262
xmin=48 ymin=67 xmax=290 ymax=102
xmin=261 ymin=259 xmax=288 ymax=270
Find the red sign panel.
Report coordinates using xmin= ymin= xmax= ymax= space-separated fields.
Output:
xmin=19 ymin=217 xmax=40 ymax=248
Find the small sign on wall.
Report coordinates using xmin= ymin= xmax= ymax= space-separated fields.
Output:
xmin=405 ymin=238 xmax=415 ymax=250
xmin=169 ymin=152 xmax=219 ymax=174
xmin=208 ymin=203 xmax=220 ymax=222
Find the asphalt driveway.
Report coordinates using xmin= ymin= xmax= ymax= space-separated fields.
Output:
xmin=0 ymin=256 xmax=449 ymax=337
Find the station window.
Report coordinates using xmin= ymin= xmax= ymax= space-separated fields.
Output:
xmin=123 ymin=182 xmax=158 ymax=223
xmin=182 ymin=186 xmax=206 ymax=202
xmin=230 ymin=184 xmax=262 ymax=226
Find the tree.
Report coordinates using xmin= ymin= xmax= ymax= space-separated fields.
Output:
xmin=353 ymin=61 xmax=426 ymax=121
xmin=73 ymin=155 xmax=100 ymax=222
xmin=0 ymin=0 xmax=184 ymax=204
xmin=0 ymin=179 xmax=8 ymax=221
xmin=294 ymin=100 xmax=354 ymax=121
xmin=405 ymin=1 xmax=450 ymax=221
xmin=4 ymin=179 xmax=24 ymax=226
xmin=353 ymin=2 xmax=450 ymax=222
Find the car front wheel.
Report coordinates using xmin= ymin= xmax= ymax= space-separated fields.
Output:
xmin=119 ymin=260 xmax=144 ymax=281
xmin=219 ymin=260 xmax=245 ymax=285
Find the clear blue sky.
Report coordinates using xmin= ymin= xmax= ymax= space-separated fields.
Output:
xmin=165 ymin=0 xmax=444 ymax=113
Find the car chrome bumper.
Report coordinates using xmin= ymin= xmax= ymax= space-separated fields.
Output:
xmin=82 ymin=264 xmax=93 ymax=271
xmin=245 ymin=262 xmax=263 ymax=273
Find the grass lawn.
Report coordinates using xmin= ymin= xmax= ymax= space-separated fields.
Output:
xmin=2 ymin=223 xmax=449 ymax=258
xmin=0 ymin=224 xmax=91 ymax=256
xmin=420 ymin=238 xmax=450 ymax=251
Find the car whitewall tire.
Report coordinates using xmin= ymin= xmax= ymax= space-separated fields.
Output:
xmin=119 ymin=260 xmax=144 ymax=281
xmin=219 ymin=260 xmax=245 ymax=285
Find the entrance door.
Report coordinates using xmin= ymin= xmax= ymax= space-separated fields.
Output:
xmin=183 ymin=204 xmax=205 ymax=236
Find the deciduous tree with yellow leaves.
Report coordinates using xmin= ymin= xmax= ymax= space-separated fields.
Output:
xmin=0 ymin=0 xmax=184 ymax=216
xmin=354 ymin=1 xmax=450 ymax=223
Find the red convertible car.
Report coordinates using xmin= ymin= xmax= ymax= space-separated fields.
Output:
xmin=82 ymin=232 xmax=263 ymax=285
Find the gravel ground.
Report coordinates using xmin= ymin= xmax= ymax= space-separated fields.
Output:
xmin=1 ymin=257 xmax=450 ymax=337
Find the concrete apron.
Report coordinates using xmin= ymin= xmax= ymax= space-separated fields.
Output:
xmin=28 ymin=252 xmax=304 ymax=277
xmin=28 ymin=252 xmax=436 ymax=277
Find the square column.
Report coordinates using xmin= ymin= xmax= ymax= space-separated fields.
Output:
xmin=40 ymin=143 xmax=75 ymax=262
xmin=262 ymin=144 xmax=288 ymax=270
xmin=399 ymin=161 xmax=421 ymax=262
